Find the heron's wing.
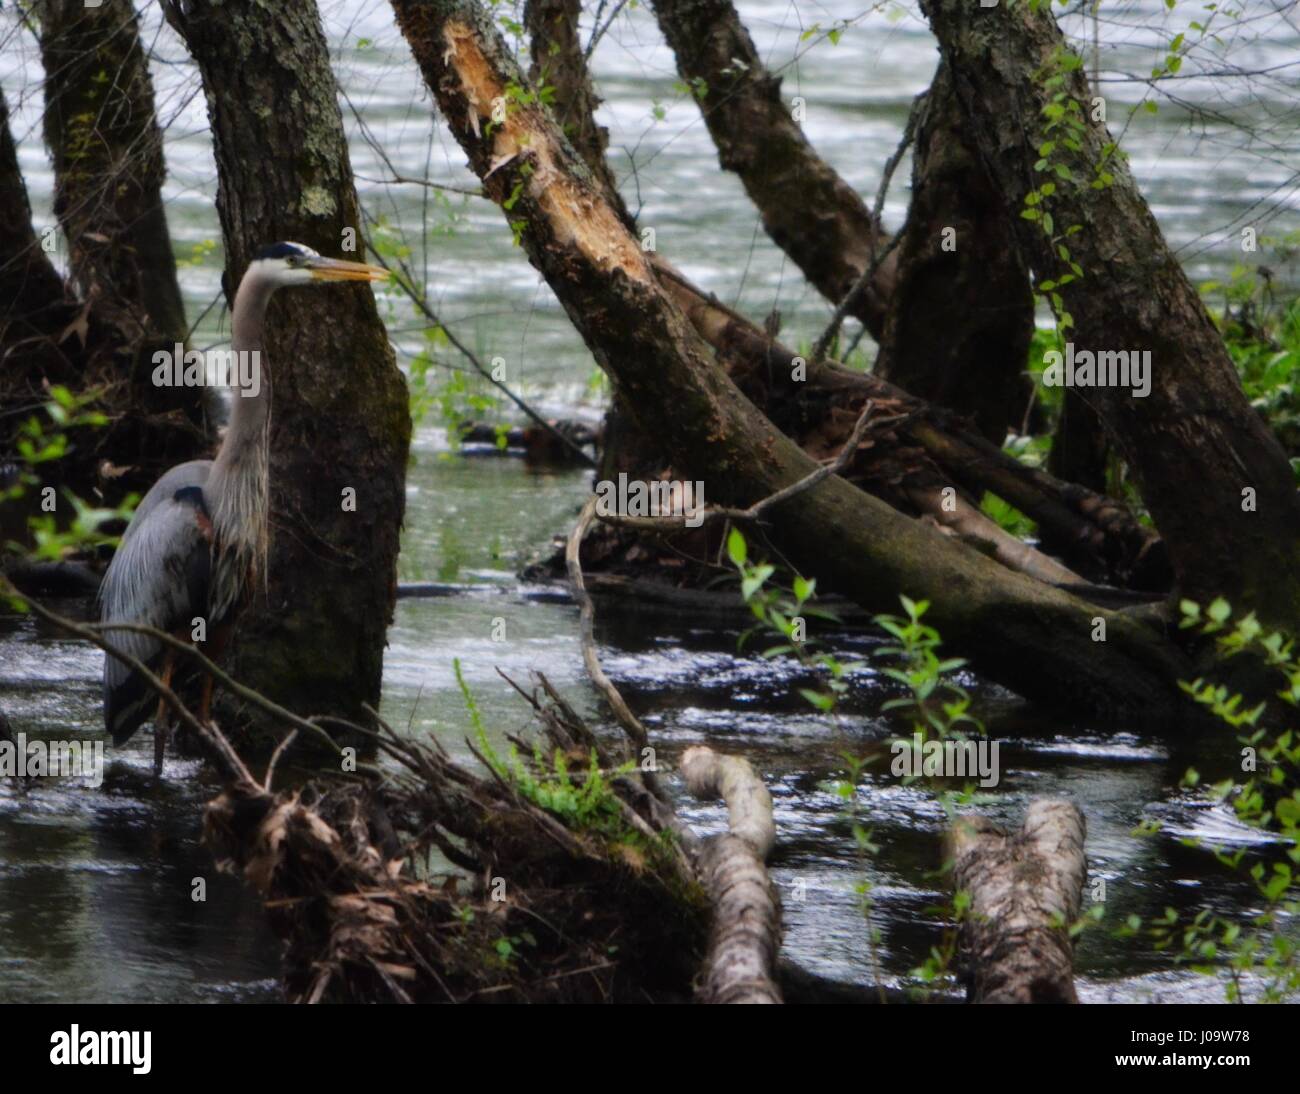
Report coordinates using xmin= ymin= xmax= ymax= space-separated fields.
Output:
xmin=100 ymin=472 xmax=213 ymax=745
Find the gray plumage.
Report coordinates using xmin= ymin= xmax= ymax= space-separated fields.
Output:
xmin=100 ymin=461 xmax=215 ymax=743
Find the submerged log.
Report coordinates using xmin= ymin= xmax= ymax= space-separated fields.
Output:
xmin=950 ymin=799 xmax=1086 ymax=1004
xmin=680 ymin=746 xmax=781 ymax=1004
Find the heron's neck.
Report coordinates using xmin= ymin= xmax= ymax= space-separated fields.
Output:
xmin=208 ymin=270 xmax=274 ymax=574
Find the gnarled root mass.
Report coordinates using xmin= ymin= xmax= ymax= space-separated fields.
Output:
xmin=202 ymin=674 xmax=724 ymax=1003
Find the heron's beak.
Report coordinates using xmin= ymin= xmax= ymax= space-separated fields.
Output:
xmin=305 ymin=256 xmax=390 ymax=282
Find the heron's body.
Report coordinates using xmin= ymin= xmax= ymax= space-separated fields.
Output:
xmin=98 ymin=243 xmax=387 ymax=768
xmin=101 ymin=458 xmax=219 ymax=744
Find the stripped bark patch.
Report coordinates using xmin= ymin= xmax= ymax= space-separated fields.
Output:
xmin=441 ymin=19 xmax=650 ymax=281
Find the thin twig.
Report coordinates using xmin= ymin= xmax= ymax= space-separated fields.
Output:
xmin=565 ymin=497 xmax=661 ymax=797
xmin=264 ymin=729 xmax=299 ymax=791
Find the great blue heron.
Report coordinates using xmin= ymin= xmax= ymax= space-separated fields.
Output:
xmin=99 ymin=242 xmax=387 ymax=773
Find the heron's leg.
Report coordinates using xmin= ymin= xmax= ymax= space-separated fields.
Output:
xmin=198 ymin=670 xmax=214 ymax=727
xmin=198 ymin=621 xmax=232 ymax=727
xmin=154 ymin=651 xmax=176 ymax=777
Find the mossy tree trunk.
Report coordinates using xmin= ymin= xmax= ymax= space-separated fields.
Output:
xmin=163 ymin=0 xmax=411 ymax=743
xmin=392 ymin=0 xmax=1194 ymax=722
xmin=0 ymin=5 xmax=206 ymax=502
xmin=37 ymin=0 xmax=195 ymax=423
xmin=875 ymin=62 xmax=1034 ymax=443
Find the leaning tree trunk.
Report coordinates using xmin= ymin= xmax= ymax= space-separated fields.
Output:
xmin=875 ymin=62 xmax=1033 ymax=443
xmin=648 ymin=0 xmax=895 ymax=339
xmin=162 ymin=0 xmax=411 ymax=744
xmin=0 ymin=84 xmax=75 ymax=381
xmin=391 ymin=0 xmax=1195 ymax=723
xmin=923 ymin=0 xmax=1300 ymax=625
xmin=525 ymin=0 xmax=629 ymax=223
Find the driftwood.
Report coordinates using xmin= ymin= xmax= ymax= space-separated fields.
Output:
xmin=681 ymin=746 xmax=782 ymax=1004
xmin=950 ymin=799 xmax=1087 ymax=1004
xmin=1 ymin=558 xmax=102 ymax=598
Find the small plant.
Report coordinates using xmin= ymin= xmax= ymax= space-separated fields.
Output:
xmin=726 ymin=526 xmax=856 ymax=712
xmin=3 ymin=386 xmax=136 ymax=598
xmin=454 ymin=659 xmax=641 ymax=840
xmin=1115 ymin=601 xmax=1300 ymax=1001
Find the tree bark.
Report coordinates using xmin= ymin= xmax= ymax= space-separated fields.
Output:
xmin=37 ymin=0 xmax=195 ymax=421
xmin=391 ymin=0 xmax=1194 ymax=722
xmin=163 ymin=0 xmax=411 ymax=742
xmin=923 ymin=0 xmax=1300 ymax=623
xmin=648 ymin=0 xmax=895 ymax=338
xmin=0 ymin=85 xmax=72 ymax=364
xmin=875 ymin=62 xmax=1033 ymax=443
xmin=950 ymin=799 xmax=1086 ymax=1004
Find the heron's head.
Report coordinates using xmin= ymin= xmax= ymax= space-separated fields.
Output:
xmin=248 ymin=241 xmax=388 ymax=288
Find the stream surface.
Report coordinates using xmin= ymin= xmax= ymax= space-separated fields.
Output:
xmin=2 ymin=0 xmax=1298 ymax=1003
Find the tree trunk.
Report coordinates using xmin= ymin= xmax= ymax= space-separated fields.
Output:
xmin=1 ymin=9 xmax=206 ymax=504
xmin=648 ymin=0 xmax=895 ymax=339
xmin=391 ymin=0 xmax=1194 ymax=722
xmin=525 ymin=0 xmax=629 ymax=223
xmin=875 ymin=62 xmax=1033 ymax=443
xmin=923 ymin=0 xmax=1300 ymax=624
xmin=1048 ymin=390 xmax=1108 ymax=495
xmin=37 ymin=0 xmax=195 ymax=422
xmin=0 ymin=85 xmax=75 ymax=380
xmin=163 ymin=0 xmax=411 ymax=743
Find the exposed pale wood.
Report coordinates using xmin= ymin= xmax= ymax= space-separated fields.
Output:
xmin=681 ymin=745 xmax=781 ymax=1004
xmin=950 ymin=799 xmax=1086 ymax=1004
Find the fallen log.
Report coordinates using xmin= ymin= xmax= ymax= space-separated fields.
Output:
xmin=681 ymin=745 xmax=782 ymax=1004
xmin=1 ymin=558 xmax=102 ymax=598
xmin=654 ymin=259 xmax=1169 ymax=589
xmin=949 ymin=799 xmax=1086 ymax=1004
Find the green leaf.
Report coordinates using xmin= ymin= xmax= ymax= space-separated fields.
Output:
xmin=1207 ymin=597 xmax=1232 ymax=624
xmin=726 ymin=527 xmax=747 ymax=566
xmin=799 ymin=688 xmax=835 ymax=712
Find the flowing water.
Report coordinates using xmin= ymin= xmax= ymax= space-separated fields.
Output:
xmin=2 ymin=1 xmax=1298 ymax=1003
